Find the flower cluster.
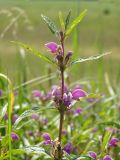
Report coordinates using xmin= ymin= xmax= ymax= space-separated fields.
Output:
xmin=45 ymin=42 xmax=72 ymax=68
xmin=52 ymin=86 xmax=87 ymax=110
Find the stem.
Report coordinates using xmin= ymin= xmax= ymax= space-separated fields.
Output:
xmin=61 ymin=40 xmax=64 ymax=57
xmin=61 ymin=69 xmax=64 ymax=99
xmin=61 ymin=36 xmax=65 ymax=99
xmin=58 ymin=112 xmax=64 ymax=142
xmin=58 ymin=35 xmax=65 ymax=143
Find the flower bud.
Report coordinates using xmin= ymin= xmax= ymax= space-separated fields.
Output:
xmin=64 ymin=51 xmax=72 ymax=66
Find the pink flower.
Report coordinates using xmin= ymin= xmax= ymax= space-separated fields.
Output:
xmin=109 ymin=138 xmax=119 ymax=147
xmin=42 ymin=133 xmax=52 ymax=145
xmin=103 ymin=155 xmax=112 ymax=160
xmin=63 ymin=142 xmax=74 ymax=154
xmin=74 ymin=107 xmax=83 ymax=115
xmin=32 ymin=90 xmax=43 ymax=98
xmin=72 ymin=89 xmax=87 ymax=100
xmin=45 ymin=42 xmax=58 ymax=54
xmin=63 ymin=92 xmax=73 ymax=107
xmin=88 ymin=151 xmax=97 ymax=159
xmin=11 ymin=132 xmax=19 ymax=141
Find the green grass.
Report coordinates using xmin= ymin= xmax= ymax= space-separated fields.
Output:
xmin=0 ymin=0 xmax=119 ymax=84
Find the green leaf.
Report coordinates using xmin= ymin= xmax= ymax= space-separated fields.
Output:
xmin=12 ymin=149 xmax=25 ymax=155
xmin=0 ymin=103 xmax=7 ymax=122
xmin=0 ymin=73 xmax=14 ymax=160
xmin=65 ymin=10 xmax=71 ymax=30
xmin=71 ymin=52 xmax=111 ymax=65
xmin=41 ymin=14 xmax=58 ymax=36
xmin=99 ymin=121 xmax=120 ymax=129
xmin=64 ymin=154 xmax=77 ymax=160
xmin=13 ymin=106 xmax=55 ymax=129
xmin=59 ymin=11 xmax=65 ymax=30
xmin=13 ymin=110 xmax=36 ymax=129
xmin=24 ymin=146 xmax=45 ymax=155
xmin=101 ymin=131 xmax=111 ymax=153
xmin=9 ymin=146 xmax=47 ymax=156
xmin=76 ymin=156 xmax=92 ymax=160
xmin=65 ymin=10 xmax=87 ymax=38
xmin=11 ymin=41 xmax=55 ymax=65
xmin=87 ymin=93 xmax=102 ymax=99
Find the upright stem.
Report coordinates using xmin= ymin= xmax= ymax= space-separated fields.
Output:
xmin=61 ymin=68 xmax=64 ymax=100
xmin=58 ymin=111 xmax=64 ymax=142
xmin=58 ymin=36 xmax=65 ymax=143
xmin=61 ymin=38 xmax=65 ymax=99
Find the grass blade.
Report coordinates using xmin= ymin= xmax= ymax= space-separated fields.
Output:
xmin=0 ymin=73 xmax=14 ymax=160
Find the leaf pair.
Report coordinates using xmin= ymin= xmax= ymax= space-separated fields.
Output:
xmin=41 ymin=9 xmax=87 ymax=39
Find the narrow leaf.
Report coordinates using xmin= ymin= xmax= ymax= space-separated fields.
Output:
xmin=59 ymin=11 xmax=65 ymax=30
xmin=0 ymin=103 xmax=7 ymax=122
xmin=13 ymin=107 xmax=55 ymax=129
xmin=65 ymin=10 xmax=87 ymax=37
xmin=24 ymin=146 xmax=45 ymax=154
xmin=65 ymin=10 xmax=71 ymax=30
xmin=41 ymin=14 xmax=58 ymax=36
xmin=87 ymin=93 xmax=102 ymax=99
xmin=101 ymin=131 xmax=111 ymax=153
xmin=0 ymin=73 xmax=14 ymax=160
xmin=76 ymin=156 xmax=92 ymax=160
xmin=11 ymin=41 xmax=54 ymax=65
xmin=71 ymin=52 xmax=111 ymax=65
xmin=99 ymin=121 xmax=120 ymax=129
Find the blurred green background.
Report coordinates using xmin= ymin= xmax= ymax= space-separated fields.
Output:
xmin=0 ymin=0 xmax=119 ymax=86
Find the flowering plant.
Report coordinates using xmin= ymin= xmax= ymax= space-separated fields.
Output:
xmin=7 ymin=10 xmax=115 ymax=160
